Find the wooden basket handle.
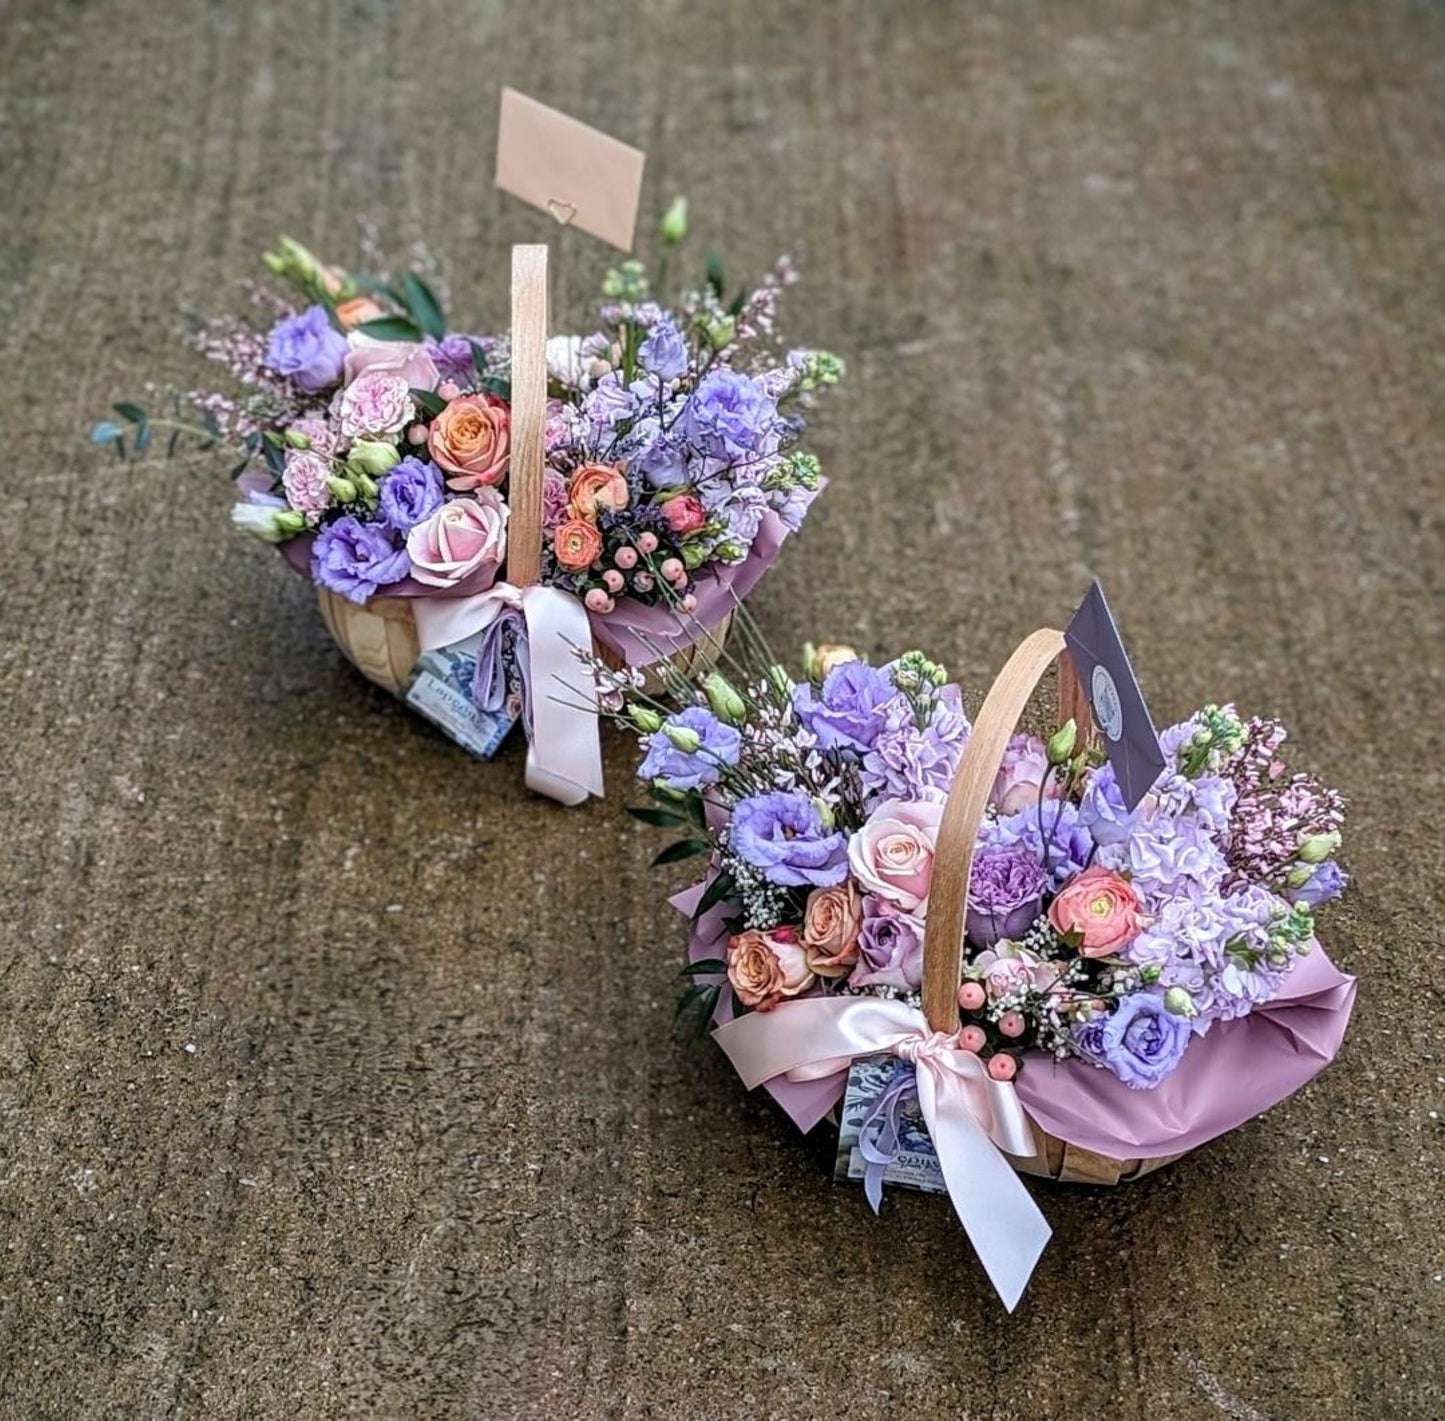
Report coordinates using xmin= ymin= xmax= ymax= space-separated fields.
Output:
xmin=920 ymin=633 xmax=1096 ymax=1031
xmin=504 ymin=243 xmax=548 ymax=588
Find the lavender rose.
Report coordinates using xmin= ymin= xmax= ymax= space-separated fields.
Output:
xmin=311 ymin=515 xmax=411 ymax=604
xmin=792 ymin=660 xmax=898 ymax=753
xmin=638 ymin=708 xmax=742 ymax=792
xmin=265 ymin=305 xmax=348 ymax=393
xmin=965 ymin=842 xmax=1048 ymax=948
xmin=1099 ymin=993 xmax=1192 ymax=1089
xmin=378 ymin=457 xmax=446 ymax=533
xmin=849 ymin=895 xmax=926 ymax=990
xmin=729 ymin=791 xmax=849 ymax=889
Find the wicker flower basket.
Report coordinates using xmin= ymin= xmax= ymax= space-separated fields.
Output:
xmin=317 ymin=245 xmax=730 ymax=705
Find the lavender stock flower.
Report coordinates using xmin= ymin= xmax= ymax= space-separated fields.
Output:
xmin=729 ymin=791 xmax=848 ymax=888
xmin=265 ymin=305 xmax=348 ymax=392
xmin=311 ymin=515 xmax=411 ymax=603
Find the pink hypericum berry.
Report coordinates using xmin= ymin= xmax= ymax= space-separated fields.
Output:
xmin=636 ymin=531 xmax=659 ymax=554
xmin=584 ymin=589 xmax=614 ymax=614
xmin=407 ymin=424 xmax=428 ymax=445
xmin=958 ymin=1024 xmax=987 ymax=1053
xmin=681 ymin=593 xmax=698 ymax=613
xmin=998 ymin=1011 xmax=1026 ymax=1038
xmin=437 ymin=379 xmax=463 ymax=401
xmin=660 ymin=558 xmax=685 ymax=583
xmin=987 ymin=1053 xmax=1018 ymax=1082
xmin=613 ymin=546 xmax=638 ymax=570
xmin=957 ymin=981 xmax=986 ymax=1012
xmin=633 ymin=572 xmax=655 ymax=593
xmin=602 ymin=569 xmax=625 ymax=593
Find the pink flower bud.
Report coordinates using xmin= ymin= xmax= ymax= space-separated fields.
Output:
xmin=958 ymin=1024 xmax=987 ymax=1053
xmin=407 ymin=424 xmax=429 ymax=445
xmin=681 ymin=593 xmax=698 ymax=614
xmin=957 ymin=981 xmax=986 ymax=1012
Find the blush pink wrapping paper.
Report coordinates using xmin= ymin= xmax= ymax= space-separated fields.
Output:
xmin=676 ymin=875 xmax=1357 ymax=1162
xmin=277 ymin=507 xmax=793 ymax=668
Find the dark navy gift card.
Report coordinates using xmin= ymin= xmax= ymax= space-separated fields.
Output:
xmin=1064 ymin=581 xmax=1166 ymax=812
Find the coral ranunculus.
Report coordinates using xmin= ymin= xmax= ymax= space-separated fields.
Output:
xmin=1048 ymin=865 xmax=1147 ymax=956
xmin=567 ymin=462 xmax=630 ymax=519
xmin=428 ymin=393 xmax=511 ymax=489
xmin=553 ymin=518 xmax=603 ymax=571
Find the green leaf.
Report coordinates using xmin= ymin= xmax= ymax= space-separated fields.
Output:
xmin=627 ymin=806 xmax=688 ymax=829
xmin=705 ymin=251 xmax=725 ymax=300
xmin=90 ymin=420 xmax=124 ymax=445
xmin=113 ymin=401 xmax=147 ymax=425
xmin=469 ymin=339 xmax=489 ymax=377
xmin=479 ymin=375 xmax=511 ymax=401
xmin=675 ymin=982 xmax=722 ymax=1037
xmin=680 ymin=957 xmax=728 ymax=977
xmin=357 ymin=316 xmax=423 ymax=342
xmin=400 ymin=270 xmax=447 ymax=339
xmin=410 ymin=388 xmax=446 ymax=419
xmin=651 ymin=838 xmax=711 ymax=867
xmin=694 ymin=871 xmax=737 ymax=918
xmin=112 ymin=434 xmax=126 ymax=461
xmin=228 ymin=459 xmax=251 ymax=480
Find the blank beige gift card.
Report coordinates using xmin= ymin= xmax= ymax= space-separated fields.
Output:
xmin=495 ymin=89 xmax=646 ymax=251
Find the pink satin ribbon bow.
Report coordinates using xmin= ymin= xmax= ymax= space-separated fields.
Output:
xmin=412 ymin=583 xmax=604 ymax=806
xmin=713 ymin=994 xmax=1053 ymax=1311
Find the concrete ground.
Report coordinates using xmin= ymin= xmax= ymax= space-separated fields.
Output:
xmin=2 ymin=1 xmax=1442 ymax=1416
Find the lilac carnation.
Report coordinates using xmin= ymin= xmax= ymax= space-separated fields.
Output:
xmin=1100 ymin=993 xmax=1192 ymax=1089
xmin=426 ymin=333 xmax=481 ymax=384
xmin=860 ymin=685 xmax=970 ymax=806
xmin=965 ymin=842 xmax=1047 ymax=948
xmin=638 ymin=319 xmax=688 ymax=380
xmin=378 ymin=457 xmax=445 ymax=533
xmin=638 ymin=707 xmax=742 ymax=792
xmin=265 ymin=305 xmax=347 ymax=393
xmin=311 ymin=516 xmax=411 ymax=604
xmin=681 ymin=369 xmax=775 ymax=461
xmin=850 ymin=896 xmax=926 ymax=990
xmin=729 ymin=791 xmax=848 ymax=888
xmin=792 ymin=660 xmax=898 ymax=753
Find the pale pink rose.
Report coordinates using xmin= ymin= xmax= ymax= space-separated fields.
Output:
xmin=338 ymin=370 xmax=416 ymax=440
xmin=281 ymin=449 xmax=332 ymax=519
xmin=847 ymin=799 xmax=943 ymax=913
xmin=287 ymin=416 xmax=341 ymax=458
xmin=1048 ymin=866 xmax=1146 ymax=956
xmin=662 ymin=493 xmax=706 ymax=535
xmin=970 ymin=943 xmax=1052 ymax=1002
xmin=342 ymin=332 xmax=441 ymax=391
xmin=726 ymin=927 xmax=815 ymax=1011
xmin=993 ymin=734 xmax=1062 ymax=815
xmin=405 ymin=489 xmax=508 ymax=589
xmin=802 ymin=882 xmax=862 ymax=978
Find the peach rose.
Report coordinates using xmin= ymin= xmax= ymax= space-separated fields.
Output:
xmin=727 ymin=927 xmax=815 ymax=1011
xmin=802 ymin=882 xmax=862 ymax=977
xmin=1048 ymin=866 xmax=1146 ymax=956
xmin=335 ymin=297 xmax=385 ymax=330
xmin=847 ymin=799 xmax=943 ymax=913
xmin=428 ymin=394 xmax=511 ymax=489
xmin=342 ymin=332 xmax=441 ymax=391
xmin=405 ymin=489 xmax=508 ymax=589
xmin=568 ymin=462 xmax=630 ymax=519
xmin=553 ymin=518 xmax=603 ymax=571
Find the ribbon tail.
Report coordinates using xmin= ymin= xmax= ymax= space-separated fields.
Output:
xmin=916 ymin=1063 xmax=1052 ymax=1313
xmin=519 ymin=586 xmax=604 ymax=806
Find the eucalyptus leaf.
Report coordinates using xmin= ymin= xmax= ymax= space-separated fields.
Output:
xmin=627 ymin=806 xmax=689 ymax=829
xmin=679 ymin=957 xmax=728 ymax=977
xmin=652 ymin=838 xmax=711 ymax=867
xmin=410 ymin=388 xmax=446 ymax=419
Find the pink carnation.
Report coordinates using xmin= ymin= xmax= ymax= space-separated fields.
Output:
xmin=281 ymin=449 xmax=332 ymax=520
xmin=338 ymin=371 xmax=415 ymax=440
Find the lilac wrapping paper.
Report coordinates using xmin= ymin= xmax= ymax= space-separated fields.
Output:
xmin=277 ymin=507 xmax=791 ymax=668
xmin=675 ymin=875 xmax=1357 ymax=1162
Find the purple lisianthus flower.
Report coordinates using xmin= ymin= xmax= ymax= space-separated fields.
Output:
xmin=850 ymin=895 xmax=926 ymax=990
xmin=584 ymin=371 xmax=640 ymax=431
xmin=1289 ymin=858 xmax=1347 ymax=909
xmin=311 ymin=515 xmax=411 ymax=604
xmin=728 ymin=791 xmax=848 ymax=888
xmin=638 ymin=319 xmax=688 ymax=381
xmin=1071 ymin=1014 xmax=1109 ymax=1062
xmin=265 ymin=305 xmax=348 ymax=393
xmin=1079 ymin=764 xmax=1132 ymax=846
xmin=1100 ymin=993 xmax=1192 ymax=1089
xmin=965 ymin=842 xmax=1048 ymax=948
xmin=995 ymin=799 xmax=1094 ymax=887
xmin=378 ymin=457 xmax=445 ymax=533
xmin=426 ymin=332 xmax=482 ymax=384
xmin=638 ymin=707 xmax=742 ymax=792
xmin=634 ymin=434 xmax=687 ymax=488
xmin=681 ymin=368 xmax=775 ymax=460
xmin=792 ymin=660 xmax=898 ymax=753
